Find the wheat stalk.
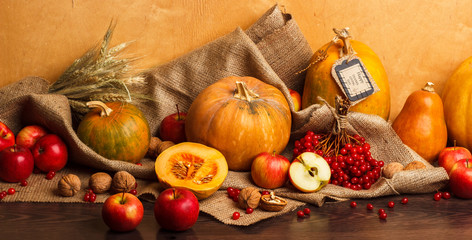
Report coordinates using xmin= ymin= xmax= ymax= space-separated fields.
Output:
xmin=48 ymin=20 xmax=151 ymax=120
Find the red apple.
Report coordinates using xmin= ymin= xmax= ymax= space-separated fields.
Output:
xmin=251 ymin=151 xmax=290 ymax=189
xmin=31 ymin=134 xmax=68 ymax=172
xmin=154 ymin=187 xmax=199 ymax=232
xmin=0 ymin=121 xmax=15 ymax=152
xmin=289 ymin=89 xmax=302 ymax=112
xmin=438 ymin=145 xmax=472 ymax=174
xmin=102 ymin=192 xmax=144 ymax=232
xmin=449 ymin=159 xmax=472 ymax=199
xmin=159 ymin=105 xmax=187 ymax=144
xmin=16 ymin=125 xmax=48 ymax=150
xmin=0 ymin=145 xmax=34 ymax=182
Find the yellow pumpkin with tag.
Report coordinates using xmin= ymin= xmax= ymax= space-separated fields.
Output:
xmin=301 ymin=28 xmax=391 ymax=120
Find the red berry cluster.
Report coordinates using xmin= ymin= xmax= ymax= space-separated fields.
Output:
xmin=433 ymin=191 xmax=451 ymax=201
xmin=226 ymin=187 xmax=241 ymax=202
xmin=293 ymin=131 xmax=384 ymax=190
xmin=46 ymin=171 xmax=56 ymax=180
xmin=0 ymin=188 xmax=16 ymax=201
xmin=83 ymin=189 xmax=97 ymax=203
xmin=296 ymin=208 xmax=311 ymax=218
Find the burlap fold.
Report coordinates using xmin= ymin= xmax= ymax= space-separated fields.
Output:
xmin=0 ymin=4 xmax=448 ymax=226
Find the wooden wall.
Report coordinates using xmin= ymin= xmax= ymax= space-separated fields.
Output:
xmin=1 ymin=0 xmax=472 ymax=120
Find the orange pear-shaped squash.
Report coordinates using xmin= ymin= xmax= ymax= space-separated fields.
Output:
xmin=392 ymin=82 xmax=447 ymax=163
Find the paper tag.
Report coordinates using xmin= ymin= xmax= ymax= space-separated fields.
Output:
xmin=331 ymin=56 xmax=379 ymax=104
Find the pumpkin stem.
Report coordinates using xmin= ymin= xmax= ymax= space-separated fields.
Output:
xmin=234 ymin=81 xmax=259 ymax=102
xmin=422 ymin=82 xmax=435 ymax=93
xmin=86 ymin=101 xmax=113 ymax=117
xmin=333 ymin=27 xmax=356 ymax=62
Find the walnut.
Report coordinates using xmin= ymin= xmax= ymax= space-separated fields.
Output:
xmin=88 ymin=172 xmax=112 ymax=193
xmin=404 ymin=160 xmax=426 ymax=171
xmin=111 ymin=171 xmax=136 ymax=193
xmin=238 ymin=187 xmax=261 ymax=209
xmin=260 ymin=192 xmax=287 ymax=212
xmin=146 ymin=137 xmax=175 ymax=158
xmin=382 ymin=162 xmax=404 ymax=179
xmin=58 ymin=174 xmax=81 ymax=197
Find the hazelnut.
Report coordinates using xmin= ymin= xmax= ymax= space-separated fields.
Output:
xmin=58 ymin=174 xmax=81 ymax=197
xmin=238 ymin=187 xmax=261 ymax=209
xmin=111 ymin=171 xmax=136 ymax=193
xmin=88 ymin=172 xmax=112 ymax=193
xmin=404 ymin=160 xmax=426 ymax=171
xmin=158 ymin=141 xmax=175 ymax=154
xmin=382 ymin=162 xmax=404 ymax=179
xmin=146 ymin=137 xmax=175 ymax=158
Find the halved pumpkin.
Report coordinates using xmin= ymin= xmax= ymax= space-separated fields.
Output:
xmin=155 ymin=142 xmax=228 ymax=200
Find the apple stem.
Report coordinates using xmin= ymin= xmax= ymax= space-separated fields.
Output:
xmin=176 ymin=104 xmax=181 ymax=121
xmin=120 ymin=180 xmax=127 ymax=204
xmin=453 ymin=140 xmax=457 ymax=150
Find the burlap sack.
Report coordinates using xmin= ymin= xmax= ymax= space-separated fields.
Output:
xmin=0 ymin=5 xmax=448 ymax=226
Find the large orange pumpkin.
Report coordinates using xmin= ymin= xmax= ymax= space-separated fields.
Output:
xmin=302 ymin=28 xmax=391 ymax=120
xmin=442 ymin=56 xmax=472 ymax=150
xmin=185 ymin=76 xmax=292 ymax=171
xmin=77 ymin=101 xmax=150 ymax=163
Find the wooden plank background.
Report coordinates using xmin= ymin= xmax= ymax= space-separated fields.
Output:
xmin=1 ymin=0 xmax=471 ymax=120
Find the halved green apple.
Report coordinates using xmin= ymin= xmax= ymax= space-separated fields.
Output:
xmin=289 ymin=152 xmax=331 ymax=192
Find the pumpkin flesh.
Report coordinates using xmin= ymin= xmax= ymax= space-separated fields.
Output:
xmin=155 ymin=142 xmax=228 ymax=200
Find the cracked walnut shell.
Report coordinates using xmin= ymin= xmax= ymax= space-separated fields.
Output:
xmin=111 ymin=171 xmax=136 ymax=193
xmin=238 ymin=187 xmax=261 ymax=209
xmin=88 ymin=172 xmax=112 ymax=193
xmin=58 ymin=174 xmax=81 ymax=197
xmin=260 ymin=192 xmax=287 ymax=212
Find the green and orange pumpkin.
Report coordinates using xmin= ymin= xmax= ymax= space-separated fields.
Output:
xmin=77 ymin=101 xmax=150 ymax=163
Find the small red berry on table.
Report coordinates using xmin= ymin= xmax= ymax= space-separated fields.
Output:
xmin=232 ymin=212 xmax=240 ymax=220
xmin=433 ymin=192 xmax=442 ymax=201
xmin=442 ymin=192 xmax=451 ymax=199
xmin=401 ymin=197 xmax=408 ymax=204
xmin=366 ymin=203 xmax=374 ymax=210
xmin=303 ymin=208 xmax=311 ymax=215
xmin=297 ymin=210 xmax=305 ymax=218
xmin=20 ymin=180 xmax=28 ymax=186
xmin=388 ymin=201 xmax=395 ymax=208
xmin=378 ymin=208 xmax=385 ymax=215
xmin=350 ymin=201 xmax=357 ymax=208
xmin=379 ymin=212 xmax=387 ymax=220
xmin=246 ymin=207 xmax=254 ymax=214
xmin=7 ymin=188 xmax=15 ymax=195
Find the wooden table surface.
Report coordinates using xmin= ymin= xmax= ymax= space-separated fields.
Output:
xmin=1 ymin=193 xmax=472 ymax=240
